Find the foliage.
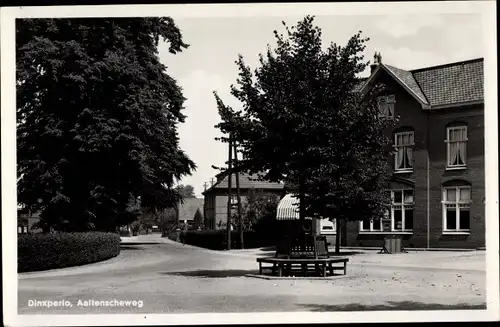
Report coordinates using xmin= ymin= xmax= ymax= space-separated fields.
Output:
xmin=232 ymin=189 xmax=279 ymax=232
xmin=192 ymin=208 xmax=204 ymax=230
xmin=16 ymin=17 xmax=196 ymax=232
xmin=176 ymin=184 xmax=195 ymax=199
xmin=213 ymin=16 xmax=394 ymax=233
xmin=158 ymin=207 xmax=177 ymax=237
xmin=138 ymin=210 xmax=159 ymax=232
xmin=18 ymin=232 xmax=120 ymax=272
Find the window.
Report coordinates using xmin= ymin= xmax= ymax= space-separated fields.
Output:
xmin=361 ymin=218 xmax=383 ymax=232
xmin=446 ymin=126 xmax=467 ymax=168
xmin=377 ymin=94 xmax=395 ymax=118
xmin=320 ymin=219 xmax=336 ymax=233
xmin=442 ymin=186 xmax=471 ymax=232
xmin=394 ymin=131 xmax=414 ymax=171
xmin=391 ymin=189 xmax=414 ymax=231
xmin=360 ymin=189 xmax=414 ymax=232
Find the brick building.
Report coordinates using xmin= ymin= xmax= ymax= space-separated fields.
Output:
xmin=344 ymin=57 xmax=484 ymax=249
xmin=202 ymin=172 xmax=285 ymax=230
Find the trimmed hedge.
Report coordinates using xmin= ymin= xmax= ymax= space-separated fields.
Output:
xmin=179 ymin=230 xmax=274 ymax=250
xmin=18 ymin=232 xmax=121 ymax=272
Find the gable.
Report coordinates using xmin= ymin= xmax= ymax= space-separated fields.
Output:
xmin=360 ymin=64 xmax=430 ymax=109
xmin=360 ymin=58 xmax=484 ymax=110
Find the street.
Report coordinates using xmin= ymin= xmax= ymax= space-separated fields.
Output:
xmin=18 ymin=235 xmax=486 ymax=313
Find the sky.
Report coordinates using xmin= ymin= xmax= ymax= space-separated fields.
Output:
xmin=157 ymin=13 xmax=484 ymax=197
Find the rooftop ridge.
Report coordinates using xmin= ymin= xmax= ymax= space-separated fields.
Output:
xmin=410 ymin=58 xmax=483 ymax=73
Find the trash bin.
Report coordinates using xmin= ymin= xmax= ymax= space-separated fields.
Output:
xmin=384 ymin=237 xmax=394 ymax=253
xmin=394 ymin=236 xmax=402 ymax=253
xmin=383 ymin=235 xmax=403 ymax=253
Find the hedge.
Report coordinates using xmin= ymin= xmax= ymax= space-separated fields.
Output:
xmin=18 ymin=232 xmax=121 ymax=272
xmin=179 ymin=230 xmax=275 ymax=250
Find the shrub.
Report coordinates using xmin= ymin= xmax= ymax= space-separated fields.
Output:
xmin=192 ymin=208 xmax=204 ymax=230
xmin=158 ymin=207 xmax=177 ymax=237
xmin=18 ymin=232 xmax=121 ymax=272
xmin=179 ymin=230 xmax=274 ymax=250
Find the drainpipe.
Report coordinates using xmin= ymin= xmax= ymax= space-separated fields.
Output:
xmin=426 ymin=111 xmax=431 ymax=250
xmin=426 ymin=150 xmax=430 ymax=249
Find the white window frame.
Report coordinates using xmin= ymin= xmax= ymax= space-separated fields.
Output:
xmin=377 ymin=94 xmax=395 ymax=118
xmin=320 ymin=218 xmax=337 ymax=234
xmin=390 ymin=189 xmax=414 ymax=232
xmin=359 ymin=189 xmax=414 ymax=233
xmin=442 ymin=186 xmax=471 ymax=233
xmin=445 ymin=126 xmax=468 ymax=169
xmin=394 ymin=131 xmax=415 ymax=172
xmin=360 ymin=218 xmax=384 ymax=232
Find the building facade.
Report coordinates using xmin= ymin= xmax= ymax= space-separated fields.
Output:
xmin=344 ymin=57 xmax=484 ymax=249
xmin=203 ymin=172 xmax=285 ymax=230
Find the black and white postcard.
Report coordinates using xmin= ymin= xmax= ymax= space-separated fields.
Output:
xmin=1 ymin=1 xmax=498 ymax=326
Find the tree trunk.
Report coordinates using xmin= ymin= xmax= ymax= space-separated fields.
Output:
xmin=335 ymin=218 xmax=341 ymax=254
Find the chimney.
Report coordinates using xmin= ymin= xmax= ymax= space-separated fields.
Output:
xmin=370 ymin=51 xmax=381 ymax=75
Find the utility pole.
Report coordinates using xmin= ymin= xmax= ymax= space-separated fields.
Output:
xmin=210 ymin=178 xmax=215 ymax=186
xmin=203 ymin=182 xmax=208 ymax=191
xmin=233 ymin=142 xmax=244 ymax=249
xmin=226 ymin=135 xmax=233 ymax=250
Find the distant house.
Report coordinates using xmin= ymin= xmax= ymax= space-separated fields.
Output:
xmin=202 ymin=172 xmax=285 ymax=230
xmin=17 ymin=206 xmax=41 ymax=234
xmin=176 ymin=197 xmax=204 ymax=227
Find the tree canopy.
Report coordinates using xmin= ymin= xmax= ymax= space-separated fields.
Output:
xmin=16 ymin=18 xmax=196 ymax=232
xmin=214 ymin=16 xmax=394 ymax=231
xmin=176 ymin=184 xmax=196 ymax=199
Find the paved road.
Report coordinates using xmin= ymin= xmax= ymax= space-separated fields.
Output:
xmin=18 ymin=236 xmax=486 ymax=314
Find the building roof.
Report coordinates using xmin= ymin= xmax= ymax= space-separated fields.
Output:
xmin=360 ymin=58 xmax=483 ymax=110
xmin=203 ymin=172 xmax=284 ymax=195
xmin=411 ymin=59 xmax=484 ymax=108
xmin=385 ymin=64 xmax=429 ymax=105
xmin=177 ymin=197 xmax=203 ymax=221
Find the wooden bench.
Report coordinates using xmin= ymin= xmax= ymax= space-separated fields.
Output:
xmin=256 ymin=257 xmax=349 ymax=277
xmin=260 ymin=235 xmax=348 ymax=277
xmin=276 ymin=235 xmax=330 ymax=259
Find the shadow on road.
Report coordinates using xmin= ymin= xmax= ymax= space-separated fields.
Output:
xmin=120 ymin=245 xmax=145 ymax=250
xmin=161 ymin=269 xmax=259 ymax=278
xmin=298 ymin=301 xmax=487 ymax=312
xmin=327 ymin=251 xmax=364 ymax=256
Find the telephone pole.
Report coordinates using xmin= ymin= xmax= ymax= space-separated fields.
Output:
xmin=203 ymin=182 xmax=208 ymax=191
xmin=226 ymin=135 xmax=233 ymax=250
xmin=233 ymin=142 xmax=244 ymax=249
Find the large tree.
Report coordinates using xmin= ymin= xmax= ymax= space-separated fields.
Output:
xmin=16 ymin=18 xmax=196 ymax=232
xmin=214 ymin=16 xmax=394 ymax=246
